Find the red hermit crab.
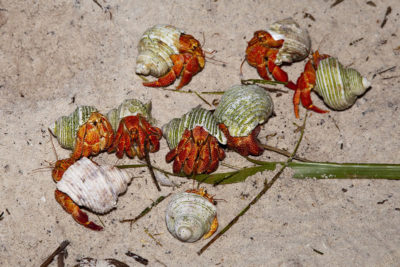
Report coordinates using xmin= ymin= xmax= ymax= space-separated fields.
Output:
xmin=163 ymin=107 xmax=226 ymax=175
xmin=49 ymin=106 xmax=115 ymax=160
xmin=245 ymin=18 xmax=311 ymax=90
xmin=293 ymin=51 xmax=371 ymax=118
xmin=107 ymin=99 xmax=163 ymax=159
xmin=214 ymin=85 xmax=274 ymax=157
xmin=136 ymin=24 xmax=205 ymax=89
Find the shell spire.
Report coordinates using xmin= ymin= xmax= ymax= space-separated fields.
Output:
xmin=56 ymin=157 xmax=131 ymax=214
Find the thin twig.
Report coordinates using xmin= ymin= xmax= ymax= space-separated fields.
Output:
xmin=198 ymin=113 xmax=307 ymax=255
xmin=144 ymin=153 xmax=161 ymax=191
xmin=194 ymin=91 xmax=212 ymax=107
xmin=144 ymin=228 xmax=163 ymax=246
xmin=120 ymin=193 xmax=172 ymax=227
xmin=40 ymin=240 xmax=70 ymax=267
xmin=330 ymin=0 xmax=344 ymax=8
xmin=125 ymin=251 xmax=149 ymax=265
xmin=261 ymin=144 xmax=311 ymax=162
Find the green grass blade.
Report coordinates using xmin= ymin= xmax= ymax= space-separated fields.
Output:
xmin=289 ymin=162 xmax=400 ymax=180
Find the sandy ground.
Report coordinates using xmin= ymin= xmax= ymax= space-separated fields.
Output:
xmin=0 ymin=0 xmax=400 ymax=266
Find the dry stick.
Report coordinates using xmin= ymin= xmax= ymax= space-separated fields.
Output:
xmin=144 ymin=152 xmax=161 ymax=191
xmin=261 ymin=144 xmax=311 ymax=162
xmin=198 ymin=114 xmax=307 ymax=255
xmin=40 ymin=240 xmax=70 ymax=267
xmin=120 ymin=193 xmax=172 ymax=228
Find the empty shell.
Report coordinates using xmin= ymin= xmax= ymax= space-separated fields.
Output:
xmin=162 ymin=106 xmax=227 ymax=149
xmin=315 ymin=57 xmax=371 ymax=110
xmin=49 ymin=106 xmax=98 ymax=150
xmin=214 ymin=84 xmax=274 ymax=137
xmin=267 ymin=17 xmax=311 ymax=65
xmin=165 ymin=191 xmax=217 ymax=242
xmin=136 ymin=24 xmax=183 ymax=78
xmin=57 ymin=157 xmax=131 ymax=214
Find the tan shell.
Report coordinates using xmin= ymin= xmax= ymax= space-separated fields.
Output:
xmin=136 ymin=24 xmax=183 ymax=78
xmin=165 ymin=191 xmax=217 ymax=242
xmin=267 ymin=17 xmax=311 ymax=65
xmin=56 ymin=157 xmax=131 ymax=214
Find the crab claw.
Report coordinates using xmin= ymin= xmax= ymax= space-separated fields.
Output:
xmin=108 ymin=115 xmax=162 ymax=159
xmin=55 ymin=190 xmax=103 ymax=231
xmin=293 ymin=53 xmax=329 ymax=118
xmin=219 ymin=124 xmax=264 ymax=157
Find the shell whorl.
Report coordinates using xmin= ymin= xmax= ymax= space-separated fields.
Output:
xmin=165 ymin=192 xmax=217 ymax=242
xmin=56 ymin=157 xmax=131 ymax=214
xmin=315 ymin=57 xmax=371 ymax=110
xmin=136 ymin=25 xmax=183 ymax=78
xmin=214 ymin=85 xmax=274 ymax=137
xmin=107 ymin=99 xmax=153 ymax=132
xmin=267 ymin=17 xmax=311 ymax=65
xmin=49 ymin=106 xmax=98 ymax=150
xmin=162 ymin=106 xmax=227 ymax=149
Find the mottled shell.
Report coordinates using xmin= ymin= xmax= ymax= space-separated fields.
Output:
xmin=315 ymin=57 xmax=371 ymax=110
xmin=57 ymin=157 xmax=131 ymax=214
xmin=267 ymin=17 xmax=311 ymax=65
xmin=214 ymin=85 xmax=274 ymax=137
xmin=162 ymin=106 xmax=227 ymax=149
xmin=107 ymin=99 xmax=153 ymax=132
xmin=49 ymin=106 xmax=98 ymax=149
xmin=165 ymin=192 xmax=217 ymax=242
xmin=136 ymin=25 xmax=184 ymax=78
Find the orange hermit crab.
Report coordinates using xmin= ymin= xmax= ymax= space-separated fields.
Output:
xmin=245 ymin=18 xmax=311 ymax=90
xmin=163 ymin=107 xmax=226 ymax=175
xmin=136 ymin=25 xmax=205 ymax=89
xmin=106 ymin=99 xmax=163 ymax=159
xmin=49 ymin=106 xmax=114 ymax=160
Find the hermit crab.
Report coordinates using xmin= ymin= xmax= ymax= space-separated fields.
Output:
xmin=49 ymin=106 xmax=114 ymax=159
xmin=163 ymin=106 xmax=226 ymax=175
xmin=136 ymin=24 xmax=205 ymax=89
xmin=214 ymin=84 xmax=274 ymax=156
xmin=246 ymin=18 xmax=311 ymax=90
xmin=293 ymin=51 xmax=371 ymax=118
xmin=165 ymin=188 xmax=218 ymax=242
xmin=107 ymin=99 xmax=163 ymax=159
xmin=52 ymin=157 xmax=131 ymax=231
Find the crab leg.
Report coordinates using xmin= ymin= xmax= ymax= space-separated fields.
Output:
xmin=176 ymin=53 xmax=201 ymax=89
xmin=143 ymin=54 xmax=184 ymax=88
xmin=55 ymin=190 xmax=103 ymax=231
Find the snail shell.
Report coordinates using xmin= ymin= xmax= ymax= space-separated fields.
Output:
xmin=214 ymin=84 xmax=274 ymax=137
xmin=107 ymin=99 xmax=153 ymax=132
xmin=136 ymin=24 xmax=183 ymax=78
xmin=162 ymin=106 xmax=227 ymax=149
xmin=165 ymin=191 xmax=217 ymax=242
xmin=49 ymin=106 xmax=98 ymax=150
xmin=315 ymin=57 xmax=371 ymax=110
xmin=56 ymin=157 xmax=131 ymax=214
xmin=267 ymin=17 xmax=311 ymax=65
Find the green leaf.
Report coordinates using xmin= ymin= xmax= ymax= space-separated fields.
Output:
xmin=194 ymin=164 xmax=277 ymax=185
xmin=289 ymin=162 xmax=400 ymax=180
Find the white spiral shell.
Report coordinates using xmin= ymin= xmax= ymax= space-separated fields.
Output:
xmin=56 ymin=157 xmax=131 ymax=214
xmin=165 ymin=191 xmax=217 ymax=242
xmin=267 ymin=17 xmax=311 ymax=65
xmin=107 ymin=99 xmax=153 ymax=132
xmin=136 ymin=25 xmax=183 ymax=78
xmin=162 ymin=106 xmax=227 ymax=149
xmin=315 ymin=57 xmax=371 ymax=110
xmin=214 ymin=84 xmax=274 ymax=137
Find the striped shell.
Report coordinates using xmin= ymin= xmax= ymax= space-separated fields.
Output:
xmin=107 ymin=99 xmax=152 ymax=132
xmin=267 ymin=17 xmax=311 ymax=65
xmin=136 ymin=25 xmax=183 ymax=78
xmin=214 ymin=85 xmax=274 ymax=137
xmin=49 ymin=106 xmax=98 ymax=149
xmin=315 ymin=57 xmax=371 ymax=110
xmin=165 ymin=191 xmax=217 ymax=242
xmin=57 ymin=157 xmax=131 ymax=214
xmin=162 ymin=106 xmax=227 ymax=149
